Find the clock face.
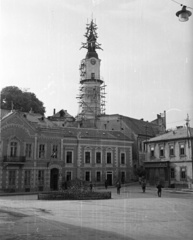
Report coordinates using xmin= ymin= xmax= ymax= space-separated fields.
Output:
xmin=90 ymin=59 xmax=96 ymax=65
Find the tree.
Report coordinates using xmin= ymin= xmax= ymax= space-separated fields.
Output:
xmin=0 ymin=86 xmax=45 ymax=115
xmin=134 ymin=165 xmax=146 ymax=178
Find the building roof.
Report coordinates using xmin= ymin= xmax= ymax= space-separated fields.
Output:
xmin=147 ymin=127 xmax=193 ymax=142
xmin=102 ymin=114 xmax=161 ymax=137
xmin=121 ymin=115 xmax=160 ymax=137
xmin=1 ymin=110 xmax=132 ymax=142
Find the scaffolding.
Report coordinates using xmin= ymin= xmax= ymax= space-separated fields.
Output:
xmin=76 ymin=80 xmax=106 ymax=120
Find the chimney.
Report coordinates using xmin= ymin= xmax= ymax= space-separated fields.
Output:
xmin=53 ymin=109 xmax=56 ymax=115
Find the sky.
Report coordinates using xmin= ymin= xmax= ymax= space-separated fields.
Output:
xmin=1 ymin=0 xmax=193 ymax=129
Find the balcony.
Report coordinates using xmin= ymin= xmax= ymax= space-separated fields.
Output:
xmin=3 ymin=156 xmax=26 ymax=164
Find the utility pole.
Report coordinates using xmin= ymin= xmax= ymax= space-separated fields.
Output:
xmin=185 ymin=114 xmax=193 ymax=187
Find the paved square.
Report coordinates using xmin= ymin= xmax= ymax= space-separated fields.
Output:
xmin=0 ymin=186 xmax=193 ymax=240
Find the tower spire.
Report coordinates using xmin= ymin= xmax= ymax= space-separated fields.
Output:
xmin=80 ymin=19 xmax=103 ymax=59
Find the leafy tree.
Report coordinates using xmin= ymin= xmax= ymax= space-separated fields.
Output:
xmin=0 ymin=86 xmax=45 ymax=115
xmin=134 ymin=165 xmax=146 ymax=178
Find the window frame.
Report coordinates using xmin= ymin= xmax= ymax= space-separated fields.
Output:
xmin=84 ymin=151 xmax=91 ymax=164
xmin=179 ymin=143 xmax=185 ymax=156
xmin=25 ymin=143 xmax=32 ymax=158
xmin=96 ymin=171 xmax=101 ymax=182
xmin=66 ymin=150 xmax=73 ymax=164
xmin=85 ymin=171 xmax=91 ymax=182
xmin=51 ymin=144 xmax=58 ymax=159
xmin=38 ymin=144 xmax=46 ymax=159
xmin=8 ymin=170 xmax=16 ymax=185
xmin=150 ymin=146 xmax=155 ymax=157
xmin=106 ymin=151 xmax=112 ymax=164
xmin=120 ymin=152 xmax=126 ymax=165
xmin=170 ymin=168 xmax=175 ymax=179
xmin=38 ymin=170 xmax=44 ymax=185
xmin=169 ymin=145 xmax=174 ymax=157
xmin=10 ymin=141 xmax=18 ymax=157
xmin=66 ymin=171 xmax=72 ymax=181
xmin=159 ymin=145 xmax=164 ymax=157
xmin=180 ymin=167 xmax=186 ymax=180
xmin=95 ymin=151 xmax=102 ymax=164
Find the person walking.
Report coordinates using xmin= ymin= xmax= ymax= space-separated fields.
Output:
xmin=141 ymin=179 xmax=146 ymax=193
xmin=105 ymin=179 xmax=108 ymax=189
xmin=89 ymin=181 xmax=93 ymax=192
xmin=157 ymin=182 xmax=163 ymax=197
xmin=116 ymin=180 xmax=121 ymax=194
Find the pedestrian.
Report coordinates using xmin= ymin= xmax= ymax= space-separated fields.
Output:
xmin=89 ymin=181 xmax=93 ymax=192
xmin=157 ymin=182 xmax=163 ymax=197
xmin=116 ymin=180 xmax=121 ymax=194
xmin=141 ymin=179 xmax=146 ymax=193
xmin=105 ymin=179 xmax=108 ymax=189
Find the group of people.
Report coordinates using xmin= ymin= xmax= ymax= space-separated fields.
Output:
xmin=140 ymin=178 xmax=163 ymax=197
xmin=91 ymin=178 xmax=164 ymax=197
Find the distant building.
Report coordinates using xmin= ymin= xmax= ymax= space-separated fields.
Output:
xmin=67 ymin=113 xmax=166 ymax=172
xmin=0 ymin=110 xmax=133 ymax=192
xmin=47 ymin=109 xmax=75 ymax=127
xmin=144 ymin=126 xmax=193 ymax=188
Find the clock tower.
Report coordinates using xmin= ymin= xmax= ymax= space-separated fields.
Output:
xmin=77 ymin=20 xmax=106 ymax=120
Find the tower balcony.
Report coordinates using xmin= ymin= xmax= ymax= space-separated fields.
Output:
xmin=80 ymin=78 xmax=104 ymax=85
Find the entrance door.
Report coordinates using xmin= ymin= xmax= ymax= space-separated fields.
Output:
xmin=106 ymin=172 xmax=113 ymax=186
xmin=50 ymin=168 xmax=59 ymax=190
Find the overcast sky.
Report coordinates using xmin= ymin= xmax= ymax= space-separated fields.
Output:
xmin=1 ymin=0 xmax=193 ymax=129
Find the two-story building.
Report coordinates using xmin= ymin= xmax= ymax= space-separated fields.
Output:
xmin=144 ymin=126 xmax=193 ymax=188
xmin=0 ymin=110 xmax=133 ymax=192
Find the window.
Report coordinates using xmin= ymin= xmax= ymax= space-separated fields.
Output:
xmin=10 ymin=142 xmax=17 ymax=157
xmin=107 ymin=152 xmax=112 ymax=164
xmin=169 ymin=145 xmax=174 ymax=156
xmin=159 ymin=146 xmax=164 ymax=157
xmin=150 ymin=147 xmax=154 ymax=157
xmin=38 ymin=170 xmax=44 ymax=185
xmin=25 ymin=144 xmax=32 ymax=158
xmin=66 ymin=151 xmax=73 ymax=164
xmin=85 ymin=151 xmax=91 ymax=164
xmin=51 ymin=145 xmax=58 ymax=158
xmin=96 ymin=152 xmax=101 ymax=164
xmin=9 ymin=170 xmax=16 ymax=185
xmin=85 ymin=171 xmax=90 ymax=181
xmin=180 ymin=167 xmax=186 ymax=180
xmin=96 ymin=171 xmax=101 ymax=182
xmin=39 ymin=144 xmax=45 ymax=159
xmin=170 ymin=168 xmax=175 ymax=179
xmin=24 ymin=170 xmax=31 ymax=185
xmin=180 ymin=144 xmax=185 ymax=155
xmin=120 ymin=153 xmax=125 ymax=165
xmin=66 ymin=171 xmax=72 ymax=181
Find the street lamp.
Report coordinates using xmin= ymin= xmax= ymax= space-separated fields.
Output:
xmin=176 ymin=5 xmax=192 ymax=22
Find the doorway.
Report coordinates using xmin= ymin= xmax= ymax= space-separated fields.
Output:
xmin=50 ymin=168 xmax=59 ymax=190
xmin=106 ymin=172 xmax=113 ymax=186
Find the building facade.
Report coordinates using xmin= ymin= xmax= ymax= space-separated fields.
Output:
xmin=0 ymin=110 xmax=133 ymax=192
xmin=144 ymin=126 xmax=193 ymax=188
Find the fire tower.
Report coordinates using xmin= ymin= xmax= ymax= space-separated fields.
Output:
xmin=77 ymin=20 xmax=106 ymax=120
